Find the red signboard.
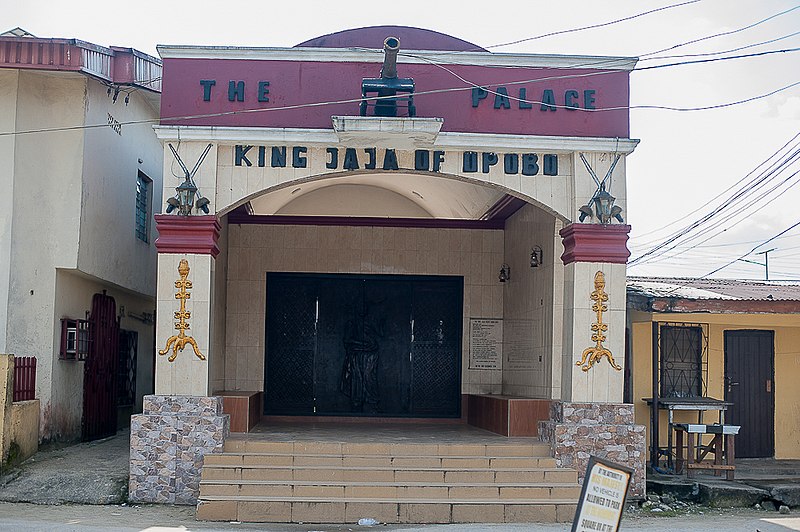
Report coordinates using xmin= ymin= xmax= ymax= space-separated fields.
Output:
xmin=160 ymin=58 xmax=630 ymax=138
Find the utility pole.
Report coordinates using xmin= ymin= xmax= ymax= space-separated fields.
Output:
xmin=757 ymin=248 xmax=776 ymax=280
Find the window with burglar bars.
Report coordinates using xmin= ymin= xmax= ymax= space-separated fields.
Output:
xmin=135 ymin=171 xmax=151 ymax=242
xmin=659 ymin=324 xmax=708 ymax=398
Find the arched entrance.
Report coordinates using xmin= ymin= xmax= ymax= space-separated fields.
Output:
xmin=217 ymin=170 xmax=561 ymax=420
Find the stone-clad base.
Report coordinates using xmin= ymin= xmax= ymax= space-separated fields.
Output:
xmin=539 ymin=402 xmax=646 ymax=498
xmin=129 ymin=395 xmax=230 ymax=504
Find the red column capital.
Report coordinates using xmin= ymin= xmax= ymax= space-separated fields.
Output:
xmin=559 ymin=223 xmax=631 ymax=265
xmin=154 ymin=215 xmax=221 ymax=257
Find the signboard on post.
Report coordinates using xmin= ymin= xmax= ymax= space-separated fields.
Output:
xmin=572 ymin=456 xmax=633 ymax=532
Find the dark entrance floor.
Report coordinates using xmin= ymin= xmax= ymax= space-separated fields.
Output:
xmin=245 ymin=420 xmax=539 ymax=444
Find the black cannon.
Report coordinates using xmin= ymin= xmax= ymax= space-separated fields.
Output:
xmin=360 ymin=37 xmax=416 ymax=117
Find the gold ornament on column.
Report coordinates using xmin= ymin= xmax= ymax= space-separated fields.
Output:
xmin=576 ymin=271 xmax=621 ymax=372
xmin=158 ymin=259 xmax=206 ymax=362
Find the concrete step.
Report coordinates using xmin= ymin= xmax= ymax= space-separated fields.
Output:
xmin=204 ymin=453 xmax=557 ymax=469
xmin=200 ymin=465 xmax=578 ymax=484
xmin=196 ymin=497 xmax=578 ymax=523
xmin=200 ymin=437 xmax=578 ymax=523
xmin=223 ymin=440 xmax=552 ymax=457
xmin=198 ymin=480 xmax=582 ymax=500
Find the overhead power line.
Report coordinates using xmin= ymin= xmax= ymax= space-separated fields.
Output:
xmin=2 ymin=67 xmax=798 ymax=138
xmin=703 ymin=219 xmax=800 ymax=277
xmin=637 ymin=30 xmax=800 ymax=62
xmin=630 ymin=131 xmax=800 ymax=242
xmin=629 ymin=140 xmax=800 ymax=265
xmin=634 ymin=47 xmax=800 ymax=71
xmin=631 ymin=146 xmax=800 ymax=257
xmin=630 ymin=134 xmax=800 ymax=249
xmin=486 ymin=0 xmax=703 ymax=49
xmin=639 ymin=4 xmax=800 ymax=58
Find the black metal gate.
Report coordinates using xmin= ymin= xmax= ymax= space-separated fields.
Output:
xmin=265 ymin=273 xmax=462 ymax=418
xmin=117 ymin=330 xmax=138 ymax=409
xmin=82 ymin=292 xmax=120 ymax=441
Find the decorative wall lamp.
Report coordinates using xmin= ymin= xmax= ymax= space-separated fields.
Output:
xmin=166 ymin=143 xmax=213 ymax=215
xmin=530 ymin=246 xmax=543 ymax=268
xmin=498 ymin=263 xmax=511 ymax=283
xmin=578 ymin=153 xmax=624 ymax=224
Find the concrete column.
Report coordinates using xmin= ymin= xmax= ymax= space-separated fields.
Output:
xmin=155 ymin=253 xmax=214 ymax=396
xmin=153 ymin=216 xmax=221 ymax=396
xmin=542 ymin=223 xmax=646 ymax=498
xmin=558 ymin=223 xmax=630 ymax=403
xmin=561 ymin=261 xmax=627 ymax=403
xmin=136 ymin=216 xmax=229 ymax=506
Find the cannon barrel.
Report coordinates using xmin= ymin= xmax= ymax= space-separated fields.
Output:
xmin=381 ymin=36 xmax=400 ymax=79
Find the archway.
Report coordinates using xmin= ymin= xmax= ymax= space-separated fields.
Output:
xmin=214 ymin=171 xmax=562 ymax=419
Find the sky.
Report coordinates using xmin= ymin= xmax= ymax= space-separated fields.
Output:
xmin=6 ymin=0 xmax=800 ymax=280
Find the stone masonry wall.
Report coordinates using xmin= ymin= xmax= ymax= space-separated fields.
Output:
xmin=539 ymin=402 xmax=646 ymax=498
xmin=129 ymin=395 xmax=229 ymax=505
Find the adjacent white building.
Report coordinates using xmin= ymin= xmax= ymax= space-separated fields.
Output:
xmin=0 ymin=29 xmax=163 ymax=441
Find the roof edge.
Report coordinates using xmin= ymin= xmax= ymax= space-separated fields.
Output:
xmin=156 ymin=45 xmax=638 ymax=71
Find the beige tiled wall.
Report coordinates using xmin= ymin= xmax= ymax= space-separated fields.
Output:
xmin=222 ymin=224 xmax=505 ymax=394
xmin=210 ymin=219 xmax=228 ymax=393
xmin=500 ymin=205 xmax=559 ymax=398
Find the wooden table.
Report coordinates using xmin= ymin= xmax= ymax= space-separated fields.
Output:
xmin=643 ymin=397 xmax=733 ymax=472
xmin=674 ymin=423 xmax=740 ymax=480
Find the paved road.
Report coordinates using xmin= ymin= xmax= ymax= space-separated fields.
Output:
xmin=0 ymin=503 xmax=798 ymax=531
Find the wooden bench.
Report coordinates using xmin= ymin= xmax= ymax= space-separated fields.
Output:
xmin=215 ymin=391 xmax=262 ymax=433
xmin=674 ymin=423 xmax=740 ymax=480
xmin=466 ymin=395 xmax=551 ymax=437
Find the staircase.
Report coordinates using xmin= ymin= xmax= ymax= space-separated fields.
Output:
xmin=197 ymin=437 xmax=580 ymax=523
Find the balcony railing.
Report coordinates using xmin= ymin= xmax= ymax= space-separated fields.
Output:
xmin=0 ymin=36 xmax=161 ymax=93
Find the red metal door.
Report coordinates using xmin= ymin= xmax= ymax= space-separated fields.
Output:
xmin=724 ymin=330 xmax=775 ymax=458
xmin=82 ymin=292 xmax=120 ymax=441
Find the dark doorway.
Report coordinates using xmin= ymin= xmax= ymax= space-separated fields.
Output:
xmin=724 ymin=330 xmax=775 ymax=458
xmin=116 ymin=329 xmax=138 ymax=428
xmin=265 ymin=273 xmax=463 ymax=418
xmin=82 ymin=292 xmax=120 ymax=441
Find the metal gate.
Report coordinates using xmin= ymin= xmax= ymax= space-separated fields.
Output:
xmin=265 ymin=273 xmax=463 ymax=418
xmin=82 ymin=292 xmax=120 ymax=441
xmin=117 ymin=330 xmax=138 ymax=409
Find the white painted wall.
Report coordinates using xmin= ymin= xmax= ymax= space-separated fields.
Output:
xmin=0 ymin=69 xmax=19 ymax=353
xmin=78 ymin=79 xmax=162 ymax=296
xmin=5 ymin=71 xmax=86 ymax=440
xmin=2 ymin=70 xmax=162 ymax=440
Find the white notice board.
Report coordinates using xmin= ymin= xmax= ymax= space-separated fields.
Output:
xmin=469 ymin=318 xmax=502 ymax=370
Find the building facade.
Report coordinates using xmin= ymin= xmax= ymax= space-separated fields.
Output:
xmin=0 ymin=30 xmax=163 ymax=441
xmin=627 ymin=277 xmax=800 ymax=466
xmin=130 ymin=26 xmax=647 ymax=505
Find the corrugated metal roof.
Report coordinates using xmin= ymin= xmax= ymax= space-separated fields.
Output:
xmin=627 ymin=277 xmax=800 ymax=302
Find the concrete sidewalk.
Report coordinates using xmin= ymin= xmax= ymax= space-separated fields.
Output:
xmin=0 ymin=502 xmax=799 ymax=531
xmin=648 ymin=458 xmax=800 ymax=509
xmin=0 ymin=429 xmax=130 ymax=505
